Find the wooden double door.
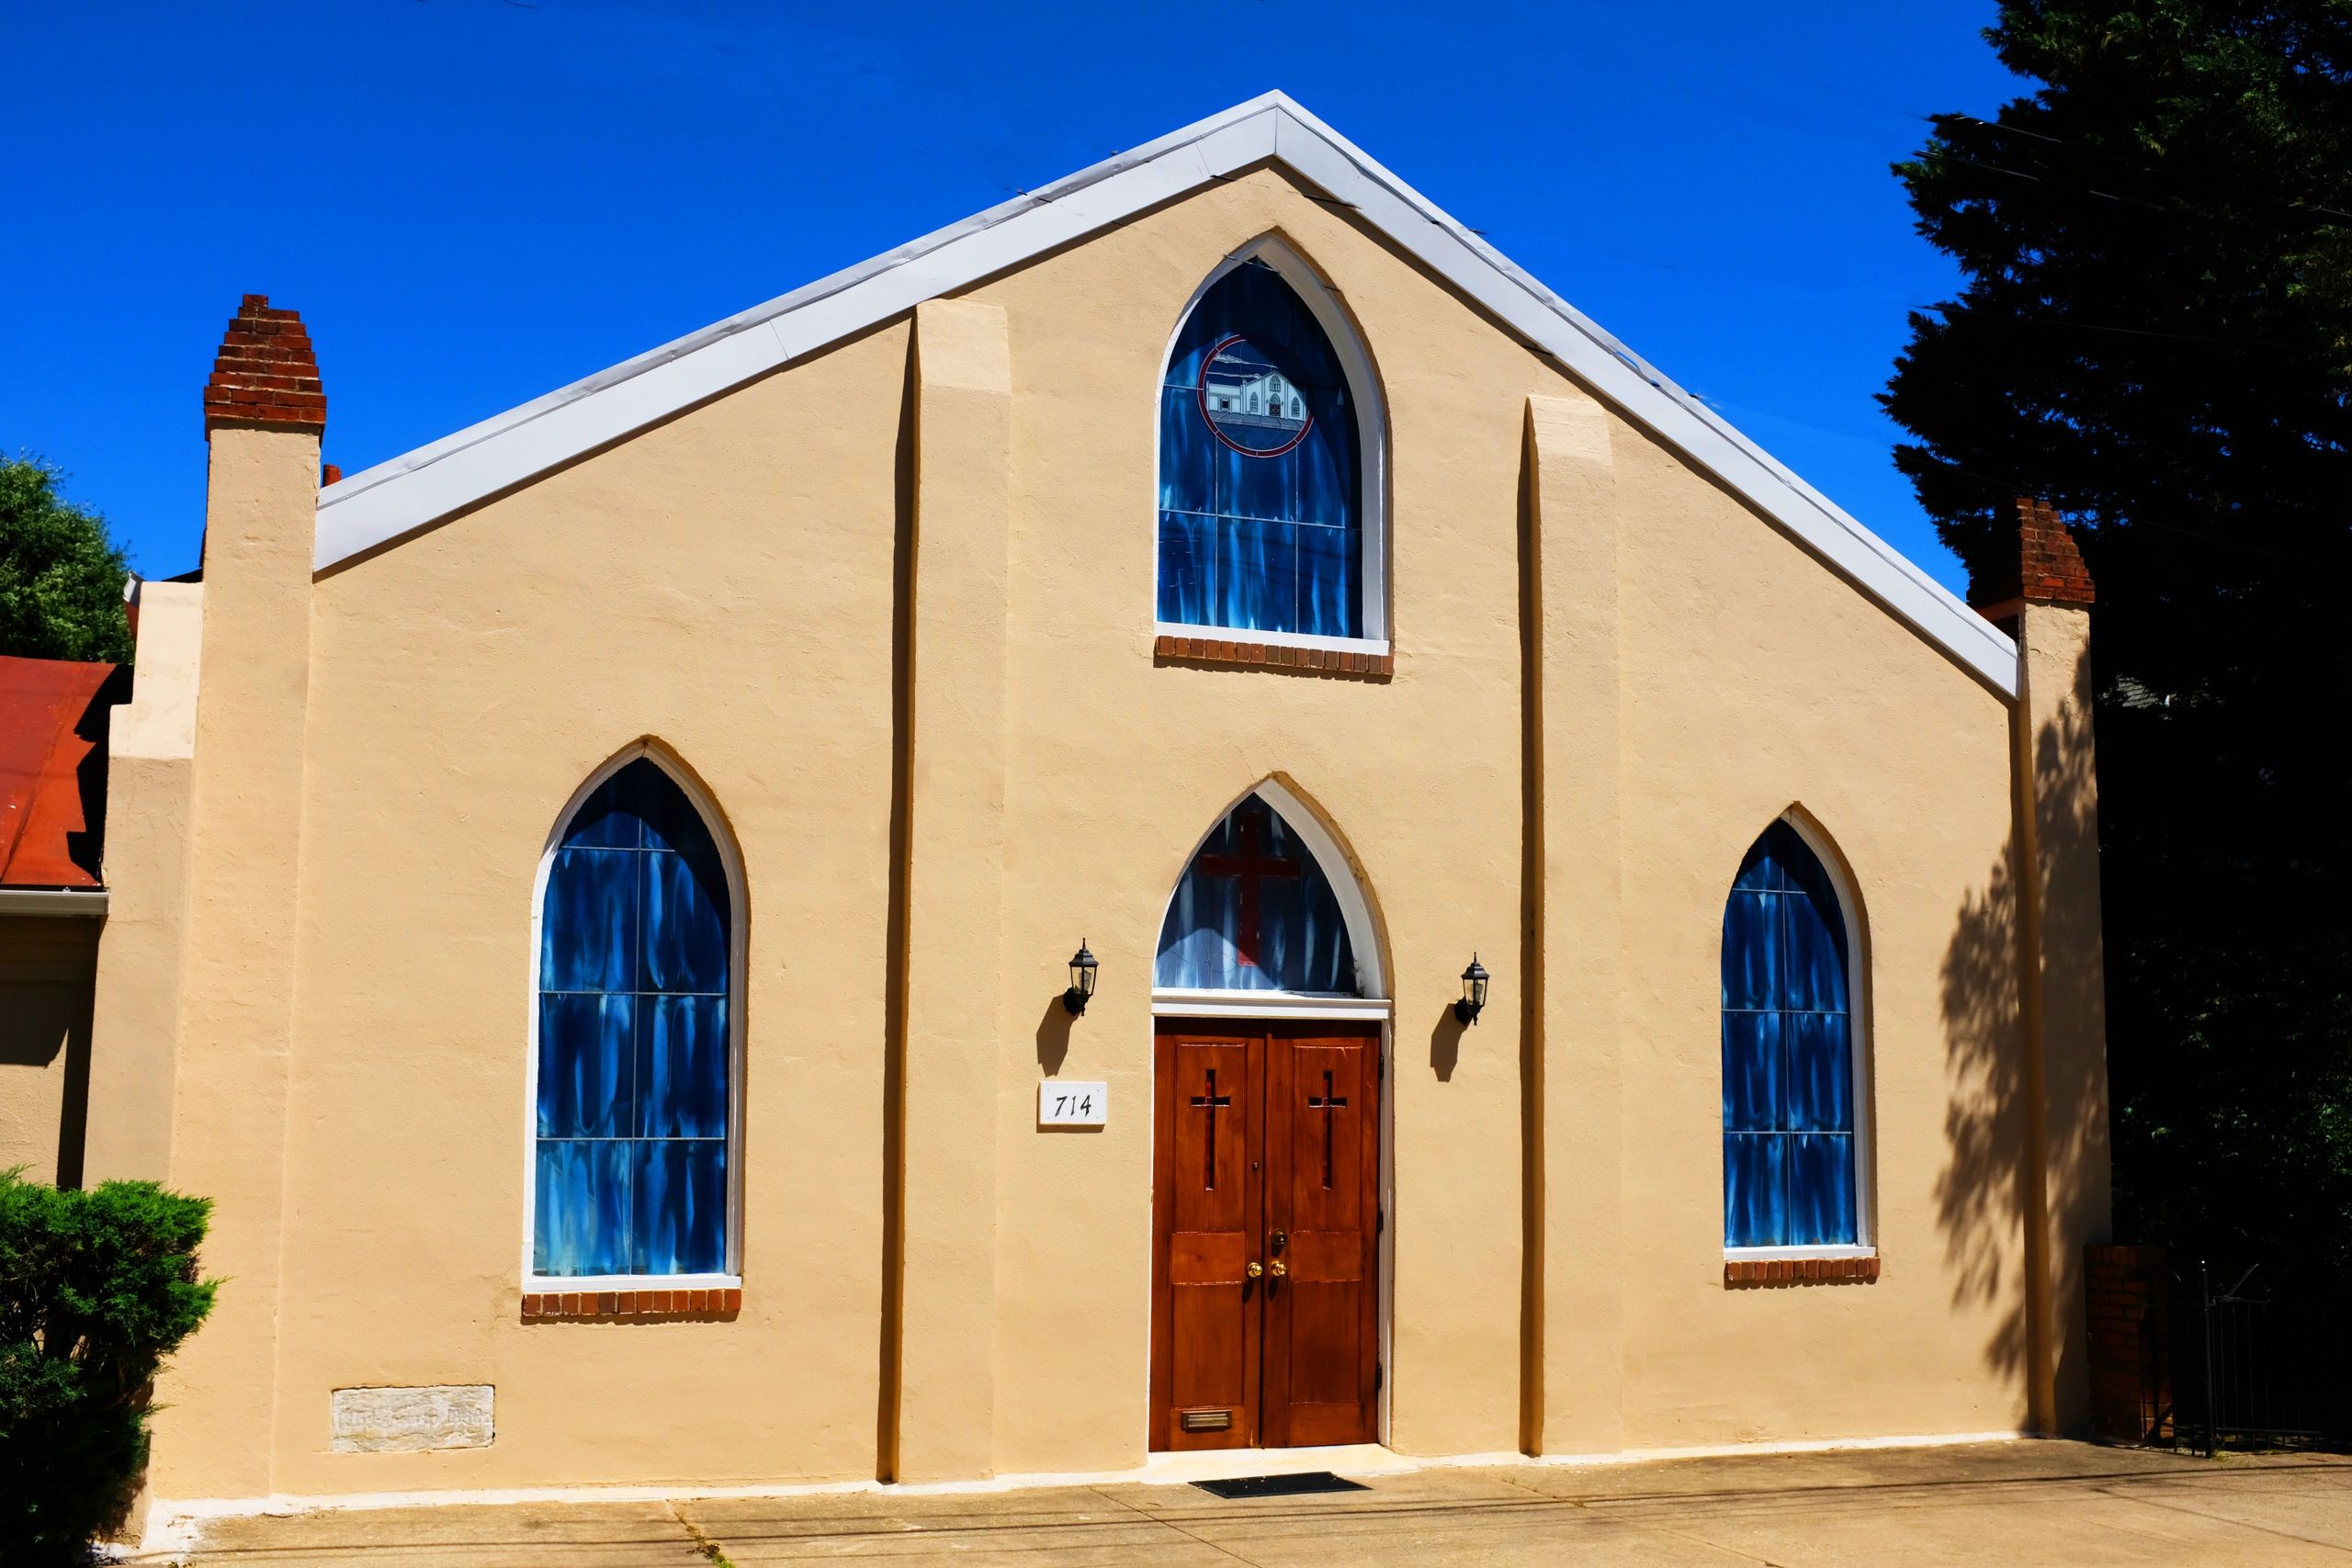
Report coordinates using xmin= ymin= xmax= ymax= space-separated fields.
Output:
xmin=1149 ymin=1021 xmax=1382 ymax=1450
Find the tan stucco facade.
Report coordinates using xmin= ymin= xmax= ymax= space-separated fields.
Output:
xmin=83 ymin=159 xmax=2112 ymax=1507
xmin=0 ymin=915 xmax=101 ymax=1186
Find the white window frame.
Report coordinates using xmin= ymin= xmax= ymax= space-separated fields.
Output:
xmin=1152 ymin=234 xmax=1392 ymax=655
xmin=521 ymin=742 xmax=748 ymax=1293
xmin=1721 ymin=808 xmax=1876 ymax=1261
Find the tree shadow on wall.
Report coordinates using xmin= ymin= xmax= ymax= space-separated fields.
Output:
xmin=1937 ymin=648 xmax=2110 ymax=1416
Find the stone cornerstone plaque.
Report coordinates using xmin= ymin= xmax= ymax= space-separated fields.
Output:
xmin=330 ymin=1383 xmax=495 ymax=1453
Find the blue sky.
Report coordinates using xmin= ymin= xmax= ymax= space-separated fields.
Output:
xmin=1 ymin=1 xmax=2023 ymax=588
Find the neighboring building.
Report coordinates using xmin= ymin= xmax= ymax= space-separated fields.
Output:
xmin=0 ymin=654 xmax=121 ymax=1187
xmin=78 ymin=95 xmax=2113 ymax=1517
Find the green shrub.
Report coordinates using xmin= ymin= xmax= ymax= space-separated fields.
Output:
xmin=0 ymin=1172 xmax=216 ymax=1565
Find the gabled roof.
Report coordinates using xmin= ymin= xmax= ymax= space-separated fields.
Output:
xmin=0 ymin=656 xmax=120 ymax=890
xmin=315 ymin=92 xmax=2018 ymax=695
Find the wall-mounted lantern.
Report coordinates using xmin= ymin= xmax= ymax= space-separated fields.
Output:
xmin=1064 ymin=940 xmax=1099 ymax=1016
xmin=1454 ymin=953 xmax=1490 ymax=1026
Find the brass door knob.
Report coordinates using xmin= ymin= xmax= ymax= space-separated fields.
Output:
xmin=1246 ymin=1261 xmax=1264 ymax=1278
xmin=1268 ymin=1259 xmax=1288 ymax=1278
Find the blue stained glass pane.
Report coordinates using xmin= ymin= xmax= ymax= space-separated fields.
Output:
xmin=534 ymin=1139 xmax=630 ymax=1276
xmin=1157 ymin=513 xmax=1210 ymax=626
xmin=563 ymin=772 xmax=643 ymax=849
xmin=633 ymin=1140 xmax=727 ymax=1275
xmin=1781 ymin=886 xmax=1849 ymax=1015
xmin=1724 ymin=1134 xmax=1785 ymax=1248
xmin=1721 ymin=1010 xmax=1781 ymax=1133
xmin=641 ymin=845 xmax=729 ymax=995
xmin=1159 ymin=389 xmax=1214 ymax=518
xmin=1213 ymin=516 xmax=1296 ymax=636
xmin=1786 ymin=1134 xmax=1857 ymax=1246
xmin=538 ymin=994 xmax=634 ymax=1138
xmin=1730 ymin=831 xmax=1781 ymax=891
xmin=1295 ymin=525 xmax=1356 ymax=641
xmin=639 ymin=996 xmax=729 ymax=1138
xmin=542 ymin=848 xmax=635 ymax=991
xmin=1721 ymin=891 xmax=1779 ymax=1010
xmin=1221 ymin=437 xmax=1295 ymax=525
xmin=1786 ymin=1011 xmax=1853 ymax=1133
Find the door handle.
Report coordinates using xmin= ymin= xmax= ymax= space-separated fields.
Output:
xmin=1247 ymin=1261 xmax=1263 ymax=1278
xmin=1271 ymin=1229 xmax=1287 ymax=1254
xmin=1268 ymin=1259 xmax=1287 ymax=1278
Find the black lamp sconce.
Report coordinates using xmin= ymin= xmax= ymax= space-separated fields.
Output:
xmin=1454 ymin=953 xmax=1490 ymax=1025
xmin=1063 ymin=940 xmax=1099 ymax=1015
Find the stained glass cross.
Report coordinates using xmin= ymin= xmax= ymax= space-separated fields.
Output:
xmin=1196 ymin=810 xmax=1301 ymax=969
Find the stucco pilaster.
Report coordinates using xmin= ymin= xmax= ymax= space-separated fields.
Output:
xmin=147 ymin=424 xmax=318 ymax=1500
xmin=2013 ymin=600 xmax=2113 ymax=1432
xmin=1525 ymin=392 xmax=1625 ymax=1453
xmin=894 ymin=298 xmax=1014 ymax=1481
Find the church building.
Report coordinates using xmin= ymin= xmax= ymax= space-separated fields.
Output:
xmin=53 ymin=94 xmax=2113 ymax=1515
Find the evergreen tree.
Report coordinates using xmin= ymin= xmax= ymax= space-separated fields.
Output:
xmin=1886 ymin=3 xmax=2352 ymax=1277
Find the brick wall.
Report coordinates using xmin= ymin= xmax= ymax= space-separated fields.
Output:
xmin=2086 ymin=1243 xmax=2172 ymax=1443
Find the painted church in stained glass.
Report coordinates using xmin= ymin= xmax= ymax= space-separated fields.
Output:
xmin=39 ymin=95 xmax=2116 ymax=1527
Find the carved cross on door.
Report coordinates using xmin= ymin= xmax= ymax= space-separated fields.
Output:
xmin=1307 ymin=1068 xmax=1348 ymax=1189
xmin=1190 ymin=1068 xmax=1233 ymax=1188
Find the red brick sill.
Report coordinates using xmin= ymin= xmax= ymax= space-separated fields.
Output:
xmin=523 ymin=1287 xmax=741 ymax=1321
xmin=1724 ymin=1256 xmax=1880 ymax=1288
xmin=1153 ymin=634 xmax=1393 ymax=679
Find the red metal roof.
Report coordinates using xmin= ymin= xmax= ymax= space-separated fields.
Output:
xmin=0 ymin=655 xmax=122 ymax=889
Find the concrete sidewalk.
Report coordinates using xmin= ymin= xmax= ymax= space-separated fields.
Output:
xmin=147 ymin=1439 xmax=2352 ymax=1565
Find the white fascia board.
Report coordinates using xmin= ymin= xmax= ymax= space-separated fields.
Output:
xmin=311 ymin=99 xmax=1286 ymax=571
xmin=311 ymin=91 xmax=2018 ymax=696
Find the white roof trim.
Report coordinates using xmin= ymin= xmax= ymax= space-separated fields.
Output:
xmin=313 ymin=92 xmax=2018 ymax=695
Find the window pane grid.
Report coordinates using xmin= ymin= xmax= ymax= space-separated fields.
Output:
xmin=1158 ymin=259 xmax=1363 ymax=638
xmin=536 ymin=759 xmax=731 ymax=1279
xmin=1721 ymin=823 xmax=1859 ymax=1248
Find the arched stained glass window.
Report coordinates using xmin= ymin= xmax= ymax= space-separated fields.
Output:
xmin=535 ymin=755 xmax=734 ymax=1279
xmin=1159 ymin=257 xmax=1365 ymax=640
xmin=1722 ymin=820 xmax=1860 ymax=1248
xmin=1157 ymin=795 xmax=1359 ymax=994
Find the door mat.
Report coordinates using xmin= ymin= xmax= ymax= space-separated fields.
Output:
xmin=1193 ymin=1471 xmax=1372 ymax=1499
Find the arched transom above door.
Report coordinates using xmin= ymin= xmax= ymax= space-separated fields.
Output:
xmin=1155 ymin=785 xmax=1382 ymax=1000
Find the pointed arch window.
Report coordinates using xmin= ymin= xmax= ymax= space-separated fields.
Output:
xmin=1157 ymin=794 xmax=1362 ymax=995
xmin=1158 ymin=251 xmax=1385 ymax=646
xmin=532 ymin=753 xmax=739 ymax=1282
xmin=1721 ymin=819 xmax=1867 ymax=1250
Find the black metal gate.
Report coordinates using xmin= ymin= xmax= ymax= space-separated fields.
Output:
xmin=2178 ymin=1262 xmax=2352 ymax=1453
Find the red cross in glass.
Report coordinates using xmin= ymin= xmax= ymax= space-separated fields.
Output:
xmin=1196 ymin=808 xmax=1301 ymax=969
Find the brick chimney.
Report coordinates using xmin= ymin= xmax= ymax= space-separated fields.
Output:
xmin=203 ymin=295 xmax=325 ymax=437
xmin=150 ymin=292 xmax=327 ymax=1493
xmin=1971 ymin=497 xmax=2094 ymax=625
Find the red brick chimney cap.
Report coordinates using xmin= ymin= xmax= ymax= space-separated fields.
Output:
xmin=203 ymin=294 xmax=324 ymax=438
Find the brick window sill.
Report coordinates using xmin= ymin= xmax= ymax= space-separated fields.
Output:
xmin=1724 ymin=1255 xmax=1880 ymax=1287
xmin=1153 ymin=634 xmax=1394 ymax=678
xmin=523 ymin=1287 xmax=741 ymax=1321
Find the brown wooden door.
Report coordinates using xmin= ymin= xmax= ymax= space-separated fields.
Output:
xmin=1150 ymin=1021 xmax=1380 ymax=1451
xmin=1262 ymin=1025 xmax=1381 ymax=1447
